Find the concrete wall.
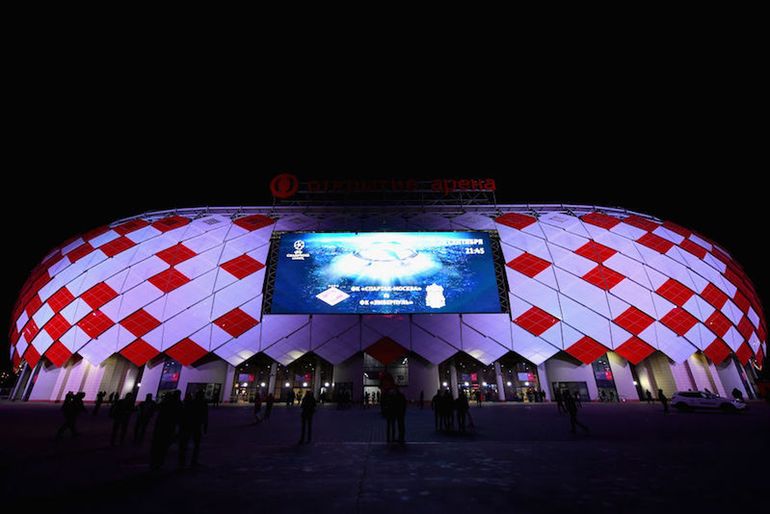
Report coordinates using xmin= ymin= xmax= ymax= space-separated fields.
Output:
xmin=606 ymin=351 xmax=638 ymax=401
xmin=177 ymin=360 xmax=228 ymax=397
xmin=27 ymin=363 xmax=62 ymax=401
xmin=668 ymin=360 xmax=695 ymax=394
xmin=81 ymin=360 xmax=108 ymax=400
xmin=333 ymin=353 xmax=364 ymax=403
xmin=687 ymin=353 xmax=721 ymax=394
xmin=136 ymin=360 xmax=165 ymax=401
xmin=402 ymin=355 xmax=439 ymax=404
xmin=545 ymin=354 xmax=599 ymax=401
xmin=715 ymin=358 xmax=750 ymax=399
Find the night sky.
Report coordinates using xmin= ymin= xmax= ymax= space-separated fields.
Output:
xmin=4 ymin=113 xmax=766 ymax=372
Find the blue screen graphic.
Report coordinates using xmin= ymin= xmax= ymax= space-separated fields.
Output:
xmin=270 ymin=232 xmax=502 ymax=314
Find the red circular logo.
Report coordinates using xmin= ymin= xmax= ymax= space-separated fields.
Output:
xmin=270 ymin=173 xmax=299 ymax=199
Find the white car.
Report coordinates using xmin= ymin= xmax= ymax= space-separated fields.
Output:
xmin=670 ymin=391 xmax=747 ymax=412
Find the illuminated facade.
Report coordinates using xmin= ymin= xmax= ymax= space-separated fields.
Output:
xmin=7 ymin=205 xmax=766 ymax=403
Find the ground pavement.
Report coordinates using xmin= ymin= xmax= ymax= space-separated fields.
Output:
xmin=1 ymin=400 xmax=768 ymax=513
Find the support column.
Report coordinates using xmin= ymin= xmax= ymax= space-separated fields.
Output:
xmin=266 ymin=362 xmax=277 ymax=398
xmin=21 ymin=362 xmax=42 ymax=401
xmin=449 ymin=358 xmax=459 ymax=399
xmin=9 ymin=363 xmax=28 ymax=400
xmin=495 ymin=361 xmax=506 ymax=401
xmin=313 ymin=357 xmax=322 ymax=399
xmin=223 ymin=364 xmax=237 ymax=403
xmin=537 ymin=362 xmax=550 ymax=400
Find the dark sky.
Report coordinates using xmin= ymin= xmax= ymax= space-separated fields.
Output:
xmin=4 ymin=96 xmax=766 ymax=372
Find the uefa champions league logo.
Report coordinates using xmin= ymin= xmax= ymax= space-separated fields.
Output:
xmin=425 ymin=283 xmax=446 ymax=309
xmin=287 ymin=240 xmax=310 ymax=261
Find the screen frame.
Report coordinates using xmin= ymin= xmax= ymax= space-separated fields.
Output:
xmin=261 ymin=230 xmax=510 ymax=316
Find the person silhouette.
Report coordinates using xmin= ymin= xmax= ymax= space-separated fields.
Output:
xmin=563 ymin=391 xmax=589 ymax=434
xmin=179 ymin=390 xmax=208 ymax=467
xmin=134 ymin=393 xmax=157 ymax=444
xmin=253 ymin=394 xmax=263 ymax=423
xmin=110 ymin=392 xmax=135 ymax=446
xmin=150 ymin=390 xmax=182 ymax=470
xmin=657 ymin=388 xmax=669 ymax=414
xmin=645 ymin=389 xmax=653 ymax=404
xmin=456 ymin=391 xmax=470 ymax=433
xmin=554 ymin=388 xmax=565 ymax=413
xmin=93 ymin=390 xmax=106 ymax=416
xmin=731 ymin=387 xmax=744 ymax=401
xmin=395 ymin=388 xmax=407 ymax=443
xmin=56 ymin=391 xmax=85 ymax=439
xmin=264 ymin=394 xmax=274 ymax=421
xmin=383 ymin=389 xmax=396 ymax=443
xmin=431 ymin=389 xmax=441 ymax=431
xmin=299 ymin=391 xmax=316 ymax=444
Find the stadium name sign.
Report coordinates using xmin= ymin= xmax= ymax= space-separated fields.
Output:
xmin=276 ymin=176 xmax=495 ymax=197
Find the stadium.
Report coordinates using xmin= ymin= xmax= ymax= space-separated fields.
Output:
xmin=7 ymin=189 xmax=767 ymax=406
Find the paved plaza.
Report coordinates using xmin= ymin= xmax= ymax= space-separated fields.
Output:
xmin=1 ymin=400 xmax=768 ymax=513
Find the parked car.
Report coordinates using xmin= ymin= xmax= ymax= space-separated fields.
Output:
xmin=671 ymin=391 xmax=747 ymax=412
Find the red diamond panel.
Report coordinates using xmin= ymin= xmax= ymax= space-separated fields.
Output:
xmin=12 ymin=350 xmax=20 ymax=369
xmin=156 ymin=243 xmax=197 ymax=266
xmin=43 ymin=314 xmax=71 ymax=341
xmin=152 ymin=215 xmax=191 ymax=233
xmin=514 ymin=306 xmax=559 ymax=336
xmin=735 ymin=342 xmax=753 ymax=365
xmin=637 ymin=232 xmax=674 ymax=254
xmin=47 ymin=287 xmax=76 ymax=313
xmin=565 ymin=336 xmax=607 ymax=364
xmin=622 ymin=215 xmax=659 ymax=232
xmin=506 ymin=253 xmax=551 ymax=278
xmin=365 ymin=337 xmax=408 ymax=365
xmin=45 ymin=340 xmax=72 ymax=367
xmin=25 ymin=295 xmax=43 ymax=318
xmin=581 ymin=212 xmax=621 ymax=230
xmin=756 ymin=345 xmax=765 ymax=368
xmin=21 ymin=319 xmax=40 ymax=344
xmin=614 ymin=307 xmax=654 ymax=336
xmin=575 ymin=241 xmax=617 ymax=263
xmin=221 ymin=254 xmax=266 ymax=279
xmin=165 ymin=338 xmax=208 ymax=366
xmin=732 ymin=292 xmax=750 ymax=315
xmin=705 ymin=310 xmax=732 ymax=337
xmin=679 ymin=239 xmax=707 ymax=259
xmin=700 ymin=283 xmax=728 ymax=309
xmin=662 ymin=221 xmax=691 ymax=238
xmin=737 ymin=316 xmax=754 ymax=340
xmin=495 ymin=213 xmax=537 ymax=230
xmin=656 ymin=279 xmax=694 ymax=307
xmin=66 ymin=242 xmax=95 ymax=262
xmin=100 ymin=236 xmax=137 ymax=257
xmin=120 ymin=339 xmax=160 ymax=366
xmin=81 ymin=282 xmax=119 ymax=310
xmin=113 ymin=219 xmax=150 ymax=235
xmin=582 ymin=265 xmax=625 ymax=291
xmin=23 ymin=345 xmax=41 ymax=368
xmin=148 ymin=268 xmax=190 ymax=293
xmin=703 ymin=338 xmax=731 ymax=365
xmin=214 ymin=308 xmax=259 ymax=337
xmin=660 ymin=307 xmax=698 ymax=336
xmin=614 ymin=337 xmax=655 ymax=365
xmin=77 ymin=310 xmax=115 ymax=339
xmin=234 ymin=214 xmax=275 ymax=231
xmin=120 ymin=309 xmax=161 ymax=338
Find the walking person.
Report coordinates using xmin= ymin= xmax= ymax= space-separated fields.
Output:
xmin=383 ymin=389 xmax=397 ymax=443
xmin=554 ymin=388 xmax=565 ymax=413
xmin=110 ymin=392 xmax=135 ymax=446
xmin=573 ymin=390 xmax=582 ymax=408
xmin=134 ymin=393 xmax=157 ymax=444
xmin=563 ymin=390 xmax=589 ymax=434
xmin=150 ymin=390 xmax=182 ymax=470
xmin=658 ymin=388 xmax=669 ymax=414
xmin=395 ymin=388 xmax=407 ymax=444
xmin=456 ymin=391 xmax=470 ymax=433
xmin=431 ymin=389 xmax=441 ymax=431
xmin=264 ymin=394 xmax=274 ymax=421
xmin=645 ymin=389 xmax=653 ymax=404
xmin=253 ymin=394 xmax=263 ymax=423
xmin=56 ymin=392 xmax=84 ymax=439
xmin=299 ymin=391 xmax=316 ymax=444
xmin=92 ymin=390 xmax=106 ymax=416
xmin=179 ymin=390 xmax=208 ymax=467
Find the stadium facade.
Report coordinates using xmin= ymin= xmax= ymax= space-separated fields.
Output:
xmin=7 ymin=202 xmax=767 ymax=404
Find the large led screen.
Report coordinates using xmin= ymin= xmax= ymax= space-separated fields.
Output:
xmin=269 ymin=232 xmax=502 ymax=314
